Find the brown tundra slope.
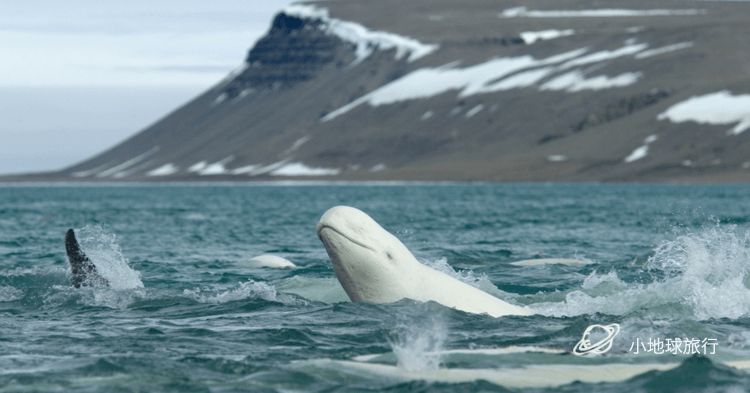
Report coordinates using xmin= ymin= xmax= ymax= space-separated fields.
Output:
xmin=13 ymin=0 xmax=750 ymax=182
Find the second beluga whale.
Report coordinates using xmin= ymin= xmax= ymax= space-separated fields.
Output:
xmin=316 ymin=206 xmax=533 ymax=317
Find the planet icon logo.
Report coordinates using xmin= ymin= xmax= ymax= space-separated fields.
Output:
xmin=572 ymin=323 xmax=620 ymax=356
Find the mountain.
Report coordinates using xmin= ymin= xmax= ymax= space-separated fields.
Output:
xmin=12 ymin=0 xmax=750 ymax=182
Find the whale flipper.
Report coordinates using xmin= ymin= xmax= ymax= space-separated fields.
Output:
xmin=65 ymin=229 xmax=105 ymax=288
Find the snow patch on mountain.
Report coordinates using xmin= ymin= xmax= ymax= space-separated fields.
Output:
xmin=488 ymin=67 xmax=554 ymax=90
xmin=199 ymin=157 xmax=234 ymax=175
xmin=72 ymin=163 xmax=111 ymax=178
xmin=501 ymin=7 xmax=704 ymax=18
xmin=322 ymin=41 xmax=656 ymax=121
xmin=147 ymin=164 xmax=179 ymax=177
xmin=541 ymin=71 xmax=641 ymax=92
xmin=624 ymin=146 xmax=649 ymax=163
xmin=270 ymin=162 xmax=340 ymax=176
xmin=520 ymin=29 xmax=574 ymax=44
xmin=284 ymin=4 xmax=438 ymax=64
xmin=188 ymin=161 xmax=207 ymax=173
xmin=658 ymin=91 xmax=750 ymax=135
xmin=230 ymin=165 xmax=260 ymax=175
xmin=282 ymin=137 xmax=311 ymax=156
xmin=322 ymin=49 xmax=587 ymax=120
xmin=635 ymin=42 xmax=693 ymax=59
xmin=559 ymin=43 xmax=648 ymax=69
xmin=465 ymin=105 xmax=484 ymax=118
xmin=213 ymin=93 xmax=228 ymax=106
xmin=96 ymin=148 xmax=158 ymax=178
xmin=245 ymin=161 xmax=289 ymax=176
xmin=624 ymin=134 xmax=659 ymax=163
xmin=547 ymin=155 xmax=568 ymax=162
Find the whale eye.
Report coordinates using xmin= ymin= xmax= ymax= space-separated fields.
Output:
xmin=386 ymin=251 xmax=394 ymax=260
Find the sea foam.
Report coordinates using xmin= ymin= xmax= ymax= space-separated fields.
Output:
xmin=388 ymin=313 xmax=447 ymax=372
xmin=424 ymin=257 xmax=519 ymax=300
xmin=184 ymin=280 xmax=278 ymax=304
xmin=77 ymin=225 xmax=144 ymax=290
xmin=0 ymin=285 xmax=23 ymax=302
xmin=532 ymin=226 xmax=750 ymax=320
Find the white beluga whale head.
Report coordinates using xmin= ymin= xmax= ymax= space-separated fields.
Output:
xmin=316 ymin=206 xmax=534 ymax=317
xmin=316 ymin=206 xmax=416 ymax=303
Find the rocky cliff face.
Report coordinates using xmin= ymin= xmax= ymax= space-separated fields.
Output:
xmin=225 ymin=13 xmax=341 ymax=96
xmin=23 ymin=0 xmax=750 ymax=182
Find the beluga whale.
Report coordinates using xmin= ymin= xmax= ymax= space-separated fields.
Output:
xmin=316 ymin=206 xmax=533 ymax=317
xmin=246 ymin=254 xmax=297 ymax=269
xmin=65 ymin=229 xmax=107 ymax=287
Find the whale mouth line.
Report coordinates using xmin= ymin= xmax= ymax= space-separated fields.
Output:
xmin=317 ymin=225 xmax=375 ymax=252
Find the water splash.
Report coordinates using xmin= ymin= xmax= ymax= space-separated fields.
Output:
xmin=77 ymin=226 xmax=143 ymax=290
xmin=0 ymin=285 xmax=23 ymax=302
xmin=388 ymin=313 xmax=447 ymax=372
xmin=532 ymin=226 xmax=750 ymax=320
xmin=2 ymin=266 xmax=66 ymax=277
xmin=423 ymin=257 xmax=518 ymax=298
xmin=422 ymin=258 xmax=507 ymax=296
xmin=648 ymin=226 xmax=750 ymax=319
xmin=42 ymin=284 xmax=146 ymax=310
xmin=184 ymin=280 xmax=278 ymax=304
xmin=276 ymin=276 xmax=348 ymax=303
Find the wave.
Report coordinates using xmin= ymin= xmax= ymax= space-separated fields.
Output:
xmin=530 ymin=226 xmax=750 ymax=320
xmin=405 ymin=225 xmax=750 ymax=321
xmin=387 ymin=313 xmax=446 ymax=372
xmin=183 ymin=280 xmax=278 ymax=304
xmin=422 ymin=257 xmax=522 ymax=300
xmin=0 ymin=285 xmax=23 ymax=302
xmin=0 ymin=265 xmax=66 ymax=277
xmin=0 ymin=266 xmax=144 ymax=310
xmin=73 ymin=286 xmax=147 ymax=309
xmin=76 ymin=225 xmax=144 ymax=290
xmin=275 ymin=276 xmax=349 ymax=303
xmin=293 ymin=355 xmax=750 ymax=390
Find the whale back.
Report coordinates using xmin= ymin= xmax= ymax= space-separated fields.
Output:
xmin=410 ymin=262 xmax=533 ymax=317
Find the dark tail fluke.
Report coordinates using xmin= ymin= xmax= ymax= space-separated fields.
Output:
xmin=65 ymin=229 xmax=100 ymax=288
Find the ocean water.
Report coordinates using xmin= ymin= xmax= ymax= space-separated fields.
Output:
xmin=1 ymin=183 xmax=749 ymax=392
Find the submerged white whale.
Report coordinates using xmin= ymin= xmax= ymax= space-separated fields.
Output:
xmin=510 ymin=258 xmax=591 ymax=267
xmin=316 ymin=206 xmax=533 ymax=317
xmin=246 ymin=254 xmax=297 ymax=269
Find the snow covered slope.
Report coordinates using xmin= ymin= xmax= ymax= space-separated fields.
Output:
xmin=17 ymin=0 xmax=750 ymax=182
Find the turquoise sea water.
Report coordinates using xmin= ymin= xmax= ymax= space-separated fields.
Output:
xmin=1 ymin=184 xmax=749 ymax=392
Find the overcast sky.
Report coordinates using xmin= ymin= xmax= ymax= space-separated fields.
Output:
xmin=0 ymin=0 xmax=292 ymax=174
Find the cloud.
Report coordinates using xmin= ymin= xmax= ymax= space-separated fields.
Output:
xmin=0 ymin=0 xmax=293 ymax=173
xmin=0 ymin=86 xmax=204 ymax=174
xmin=0 ymin=0 xmax=292 ymax=87
xmin=116 ymin=64 xmax=240 ymax=74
